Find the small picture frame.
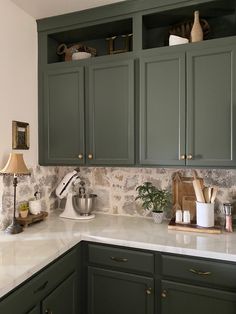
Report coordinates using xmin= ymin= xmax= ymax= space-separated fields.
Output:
xmin=12 ymin=121 xmax=30 ymax=150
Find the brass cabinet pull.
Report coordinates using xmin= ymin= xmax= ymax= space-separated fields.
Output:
xmin=179 ymin=154 xmax=186 ymax=160
xmin=187 ymin=154 xmax=193 ymax=160
xmin=34 ymin=281 xmax=48 ymax=293
xmin=189 ymin=268 xmax=211 ymax=276
xmin=78 ymin=154 xmax=83 ymax=160
xmin=161 ymin=290 xmax=167 ymax=298
xmin=110 ymin=256 xmax=128 ymax=263
xmin=88 ymin=153 xmax=93 ymax=160
xmin=146 ymin=287 xmax=152 ymax=295
xmin=45 ymin=309 xmax=53 ymax=314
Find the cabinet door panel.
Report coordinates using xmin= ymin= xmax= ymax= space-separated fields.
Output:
xmin=42 ymin=272 xmax=78 ymax=314
xmin=41 ymin=67 xmax=84 ymax=165
xmin=87 ymin=60 xmax=134 ymax=165
xmin=88 ymin=267 xmax=154 ymax=314
xmin=187 ymin=45 xmax=236 ymax=166
xmin=162 ymin=280 xmax=236 ymax=314
xmin=140 ymin=52 xmax=186 ymax=165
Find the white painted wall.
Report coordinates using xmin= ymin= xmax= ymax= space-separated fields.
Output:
xmin=0 ymin=0 xmax=37 ymax=169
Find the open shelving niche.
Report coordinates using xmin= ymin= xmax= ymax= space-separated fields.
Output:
xmin=142 ymin=0 xmax=236 ymax=50
xmin=47 ymin=18 xmax=133 ymax=64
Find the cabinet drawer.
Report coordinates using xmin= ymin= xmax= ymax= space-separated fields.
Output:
xmin=0 ymin=247 xmax=77 ymax=314
xmin=162 ymin=254 xmax=236 ymax=290
xmin=88 ymin=244 xmax=154 ymax=274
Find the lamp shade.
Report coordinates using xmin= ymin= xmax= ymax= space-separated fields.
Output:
xmin=0 ymin=153 xmax=30 ymax=175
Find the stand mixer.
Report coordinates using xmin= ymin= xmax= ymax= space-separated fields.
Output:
xmin=55 ymin=168 xmax=97 ymax=220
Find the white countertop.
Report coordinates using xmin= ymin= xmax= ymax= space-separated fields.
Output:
xmin=1 ymin=212 xmax=236 ymax=299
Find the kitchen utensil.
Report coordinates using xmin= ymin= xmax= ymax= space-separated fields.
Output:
xmin=223 ymin=203 xmax=233 ymax=232
xmin=210 ymin=187 xmax=218 ymax=203
xmin=173 ymin=173 xmax=181 ymax=211
xmin=192 ymin=171 xmax=205 ymax=203
xmin=73 ymin=194 xmax=97 ymax=216
xmin=203 ymin=187 xmax=212 ymax=203
xmin=196 ymin=201 xmax=214 ymax=227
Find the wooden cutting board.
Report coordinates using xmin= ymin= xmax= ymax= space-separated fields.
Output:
xmin=168 ymin=218 xmax=222 ymax=234
xmin=172 ymin=171 xmax=204 ymax=220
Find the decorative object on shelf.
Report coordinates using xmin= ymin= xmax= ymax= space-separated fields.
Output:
xmin=135 ymin=182 xmax=171 ymax=224
xmin=106 ymin=33 xmax=133 ymax=55
xmin=29 ymin=190 xmax=42 ymax=215
xmin=72 ymin=51 xmax=92 ymax=60
xmin=18 ymin=202 xmax=29 ymax=218
xmin=169 ymin=15 xmax=209 ymax=42
xmin=16 ymin=211 xmax=48 ymax=228
xmin=0 ymin=153 xmax=30 ymax=234
xmin=12 ymin=121 xmax=29 ymax=150
xmin=190 ymin=10 xmax=204 ymax=42
xmin=57 ymin=43 xmax=96 ymax=61
xmin=169 ymin=35 xmax=189 ymax=46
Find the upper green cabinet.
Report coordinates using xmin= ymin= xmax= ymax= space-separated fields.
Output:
xmin=39 ymin=58 xmax=134 ymax=166
xmin=139 ymin=39 xmax=236 ymax=167
xmin=87 ymin=59 xmax=134 ymax=165
xmin=40 ymin=66 xmax=84 ymax=165
xmin=186 ymin=44 xmax=236 ymax=167
xmin=140 ymin=51 xmax=186 ymax=166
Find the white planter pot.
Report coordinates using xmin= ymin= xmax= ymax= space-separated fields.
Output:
xmin=152 ymin=211 xmax=164 ymax=224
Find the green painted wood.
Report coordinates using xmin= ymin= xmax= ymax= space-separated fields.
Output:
xmin=42 ymin=272 xmax=78 ymax=314
xmin=27 ymin=305 xmax=40 ymax=314
xmin=88 ymin=266 xmax=154 ymax=314
xmin=161 ymin=280 xmax=236 ymax=314
xmin=87 ymin=59 xmax=134 ymax=165
xmin=42 ymin=66 xmax=85 ymax=165
xmin=140 ymin=51 xmax=186 ymax=166
xmin=186 ymin=44 xmax=236 ymax=167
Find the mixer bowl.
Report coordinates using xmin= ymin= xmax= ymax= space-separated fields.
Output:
xmin=72 ymin=194 xmax=97 ymax=216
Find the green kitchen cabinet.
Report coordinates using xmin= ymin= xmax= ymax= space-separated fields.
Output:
xmin=140 ymin=40 xmax=236 ymax=167
xmin=42 ymin=272 xmax=78 ymax=314
xmin=40 ymin=66 xmax=85 ymax=165
xmin=139 ymin=51 xmax=186 ymax=166
xmin=86 ymin=59 xmax=134 ymax=165
xmin=186 ymin=43 xmax=236 ymax=167
xmin=161 ymin=280 xmax=236 ymax=314
xmin=28 ymin=306 xmax=40 ymax=314
xmin=88 ymin=267 xmax=154 ymax=314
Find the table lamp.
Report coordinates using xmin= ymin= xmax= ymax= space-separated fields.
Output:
xmin=0 ymin=153 xmax=30 ymax=234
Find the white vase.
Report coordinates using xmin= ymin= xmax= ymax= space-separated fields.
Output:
xmin=152 ymin=211 xmax=164 ymax=224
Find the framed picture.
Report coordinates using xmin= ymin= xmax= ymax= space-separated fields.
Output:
xmin=12 ymin=121 xmax=29 ymax=150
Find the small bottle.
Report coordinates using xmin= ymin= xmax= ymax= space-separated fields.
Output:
xmin=190 ymin=11 xmax=203 ymax=42
xmin=183 ymin=210 xmax=191 ymax=224
xmin=223 ymin=203 xmax=233 ymax=232
xmin=175 ymin=210 xmax=183 ymax=223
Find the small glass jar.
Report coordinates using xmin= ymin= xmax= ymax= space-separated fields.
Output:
xmin=183 ymin=210 xmax=191 ymax=224
xmin=175 ymin=210 xmax=183 ymax=223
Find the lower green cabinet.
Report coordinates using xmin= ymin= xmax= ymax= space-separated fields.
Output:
xmin=42 ymin=272 xmax=78 ymax=314
xmin=88 ymin=267 xmax=154 ymax=314
xmin=161 ymin=280 xmax=236 ymax=314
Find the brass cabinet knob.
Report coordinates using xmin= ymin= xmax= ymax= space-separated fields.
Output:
xmin=78 ymin=154 xmax=83 ymax=160
xmin=146 ymin=288 xmax=152 ymax=295
xmin=180 ymin=154 xmax=186 ymax=160
xmin=88 ymin=153 xmax=93 ymax=160
xmin=161 ymin=290 xmax=167 ymax=298
xmin=187 ymin=154 xmax=193 ymax=160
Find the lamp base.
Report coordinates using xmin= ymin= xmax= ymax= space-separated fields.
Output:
xmin=5 ymin=219 xmax=23 ymax=234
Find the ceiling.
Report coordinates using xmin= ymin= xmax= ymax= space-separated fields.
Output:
xmin=10 ymin=0 xmax=127 ymax=19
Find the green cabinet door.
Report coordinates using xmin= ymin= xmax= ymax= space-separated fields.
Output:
xmin=161 ymin=280 xmax=236 ymax=314
xmin=140 ymin=52 xmax=186 ymax=166
xmin=40 ymin=67 xmax=85 ymax=165
xmin=186 ymin=44 xmax=236 ymax=167
xmin=27 ymin=305 xmax=40 ymax=314
xmin=42 ymin=272 xmax=78 ymax=314
xmin=87 ymin=59 xmax=134 ymax=165
xmin=88 ymin=267 xmax=154 ymax=314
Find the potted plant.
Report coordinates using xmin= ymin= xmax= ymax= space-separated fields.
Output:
xmin=18 ymin=202 xmax=29 ymax=219
xmin=135 ymin=182 xmax=171 ymax=223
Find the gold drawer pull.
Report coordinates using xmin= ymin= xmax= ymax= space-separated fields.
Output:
xmin=110 ymin=256 xmax=128 ymax=263
xmin=189 ymin=268 xmax=211 ymax=276
xmin=34 ymin=281 xmax=48 ymax=293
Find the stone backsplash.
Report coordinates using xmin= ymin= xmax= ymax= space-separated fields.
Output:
xmin=0 ymin=166 xmax=236 ymax=230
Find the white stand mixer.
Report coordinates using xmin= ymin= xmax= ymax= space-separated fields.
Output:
xmin=55 ymin=169 xmax=95 ymax=220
